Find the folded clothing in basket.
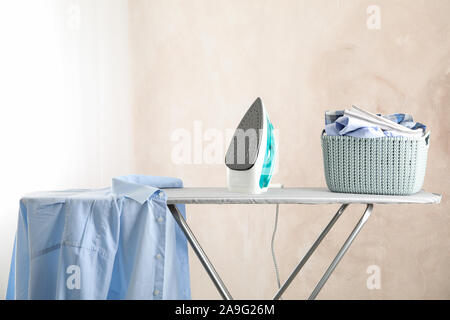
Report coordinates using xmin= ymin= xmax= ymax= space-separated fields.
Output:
xmin=325 ymin=106 xmax=426 ymax=138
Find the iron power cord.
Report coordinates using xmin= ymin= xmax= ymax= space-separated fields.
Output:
xmin=270 ymin=184 xmax=283 ymax=298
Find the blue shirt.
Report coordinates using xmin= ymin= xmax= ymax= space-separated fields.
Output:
xmin=6 ymin=175 xmax=190 ymax=300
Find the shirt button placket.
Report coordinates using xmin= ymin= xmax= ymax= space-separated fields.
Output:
xmin=153 ymin=199 xmax=166 ymax=300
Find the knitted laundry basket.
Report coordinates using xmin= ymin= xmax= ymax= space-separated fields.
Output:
xmin=321 ymin=130 xmax=430 ymax=195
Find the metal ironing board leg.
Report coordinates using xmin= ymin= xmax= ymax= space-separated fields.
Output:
xmin=169 ymin=202 xmax=372 ymax=300
xmin=273 ymin=203 xmax=349 ymax=300
xmin=168 ymin=204 xmax=233 ymax=300
xmin=308 ymin=203 xmax=374 ymax=300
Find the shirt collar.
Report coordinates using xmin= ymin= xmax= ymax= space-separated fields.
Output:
xmin=112 ymin=176 xmax=160 ymax=204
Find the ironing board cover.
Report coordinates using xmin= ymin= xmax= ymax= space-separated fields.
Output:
xmin=163 ymin=187 xmax=441 ymax=205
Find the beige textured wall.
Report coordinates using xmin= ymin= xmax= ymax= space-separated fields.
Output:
xmin=128 ymin=0 xmax=450 ymax=299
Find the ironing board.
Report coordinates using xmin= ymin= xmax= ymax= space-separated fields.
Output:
xmin=164 ymin=187 xmax=441 ymax=300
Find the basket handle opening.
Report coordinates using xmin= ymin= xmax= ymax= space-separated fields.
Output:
xmin=424 ymin=131 xmax=430 ymax=146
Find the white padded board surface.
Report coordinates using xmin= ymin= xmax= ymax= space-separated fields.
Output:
xmin=163 ymin=187 xmax=441 ymax=205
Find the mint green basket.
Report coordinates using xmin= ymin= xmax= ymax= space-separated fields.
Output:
xmin=321 ymin=131 xmax=430 ymax=195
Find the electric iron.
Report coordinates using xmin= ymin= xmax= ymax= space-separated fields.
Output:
xmin=225 ymin=97 xmax=276 ymax=194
